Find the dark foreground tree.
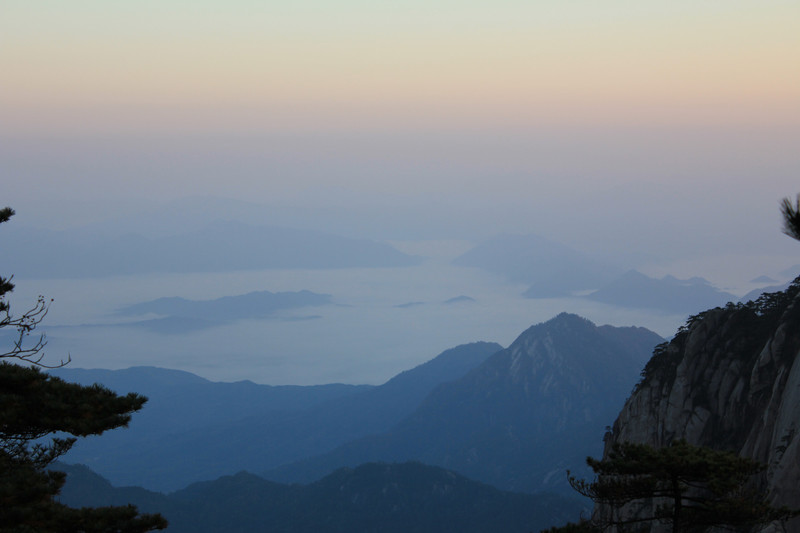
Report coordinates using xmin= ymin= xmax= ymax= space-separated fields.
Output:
xmin=0 ymin=207 xmax=166 ymax=532
xmin=549 ymin=440 xmax=796 ymax=533
xmin=540 ymin=519 xmax=599 ymax=533
xmin=781 ymin=194 xmax=800 ymax=242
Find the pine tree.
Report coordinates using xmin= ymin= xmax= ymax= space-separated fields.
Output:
xmin=0 ymin=207 xmax=167 ymax=532
xmin=555 ymin=440 xmax=796 ymax=533
xmin=780 ymin=194 xmax=800 ymax=242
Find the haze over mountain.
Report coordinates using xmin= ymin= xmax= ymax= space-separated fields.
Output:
xmin=0 ymin=219 xmax=420 ymax=278
xmin=4 ymin=3 xmax=800 ymax=531
xmin=267 ymin=314 xmax=662 ymax=495
xmin=53 ymin=314 xmax=665 ymax=496
xmin=113 ymin=289 xmax=333 ymax=333
xmin=740 ymin=280 xmax=793 ymax=304
xmin=453 ymin=234 xmax=621 ymax=297
xmin=585 ymin=270 xmax=737 ymax=314
xmin=3 ymin=190 xmax=792 ymax=385
xmin=56 ymin=342 xmax=502 ymax=492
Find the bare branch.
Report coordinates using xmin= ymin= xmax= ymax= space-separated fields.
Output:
xmin=0 ymin=295 xmax=70 ymax=368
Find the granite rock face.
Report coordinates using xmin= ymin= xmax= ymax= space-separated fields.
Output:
xmin=601 ymin=280 xmax=800 ymax=531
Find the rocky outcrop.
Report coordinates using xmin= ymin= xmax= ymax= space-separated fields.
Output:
xmin=603 ymin=279 xmax=800 ymax=531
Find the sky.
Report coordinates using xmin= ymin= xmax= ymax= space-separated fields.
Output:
xmin=3 ymin=2 xmax=798 ymax=212
xmin=3 ymin=4 xmax=798 ymax=214
xmin=3 ymin=1 xmax=799 ymax=128
xmin=1 ymin=2 xmax=800 ymax=382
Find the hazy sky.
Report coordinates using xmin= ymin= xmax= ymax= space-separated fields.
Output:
xmin=3 ymin=1 xmax=800 ymax=273
xmin=2 ymin=1 xmax=800 ymax=383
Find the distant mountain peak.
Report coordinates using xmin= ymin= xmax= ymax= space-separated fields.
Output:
xmin=512 ymin=313 xmax=599 ymax=350
xmin=454 ymin=232 xmax=621 ymax=293
xmin=587 ymin=270 xmax=735 ymax=314
xmin=484 ymin=314 xmax=663 ymax=400
xmin=444 ymin=295 xmax=476 ymax=304
xmin=546 ymin=312 xmax=596 ymax=329
xmin=750 ymin=275 xmax=778 ymax=284
xmin=264 ymin=315 xmax=662 ymax=495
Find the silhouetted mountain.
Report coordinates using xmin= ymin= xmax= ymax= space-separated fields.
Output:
xmin=779 ymin=264 xmax=800 ymax=279
xmin=0 ymin=220 xmax=420 ymax=278
xmin=395 ymin=301 xmax=425 ymax=308
xmin=59 ymin=342 xmax=501 ymax=492
xmin=268 ymin=314 xmax=662 ymax=495
xmin=453 ymin=233 xmax=620 ymax=296
xmin=55 ymin=462 xmax=173 ymax=510
xmin=114 ymin=289 xmax=332 ymax=332
xmin=56 ymin=462 xmax=583 ymax=533
xmin=750 ymin=275 xmax=778 ymax=284
xmin=586 ymin=270 xmax=736 ymax=314
xmin=740 ymin=280 xmax=792 ymax=304
xmin=443 ymin=295 xmax=475 ymax=304
xmin=50 ymin=366 xmax=369 ymax=436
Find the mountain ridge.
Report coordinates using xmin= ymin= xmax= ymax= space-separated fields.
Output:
xmin=267 ymin=314 xmax=662 ymax=494
xmin=585 ymin=269 xmax=737 ymax=314
xmin=58 ymin=342 xmax=501 ymax=492
xmin=55 ymin=461 xmax=583 ymax=533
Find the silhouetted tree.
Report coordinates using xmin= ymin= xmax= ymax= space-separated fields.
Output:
xmin=0 ymin=207 xmax=167 ymax=532
xmin=781 ymin=194 xmax=800 ymax=242
xmin=540 ymin=519 xmax=600 ymax=533
xmin=556 ymin=440 xmax=796 ymax=533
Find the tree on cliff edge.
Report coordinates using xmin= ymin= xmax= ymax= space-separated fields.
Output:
xmin=0 ymin=207 xmax=166 ymax=532
xmin=548 ymin=440 xmax=796 ymax=533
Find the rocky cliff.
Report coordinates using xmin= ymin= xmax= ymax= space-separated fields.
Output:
xmin=602 ymin=278 xmax=800 ymax=531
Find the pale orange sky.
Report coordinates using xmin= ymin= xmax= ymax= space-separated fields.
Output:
xmin=2 ymin=1 xmax=799 ymax=133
